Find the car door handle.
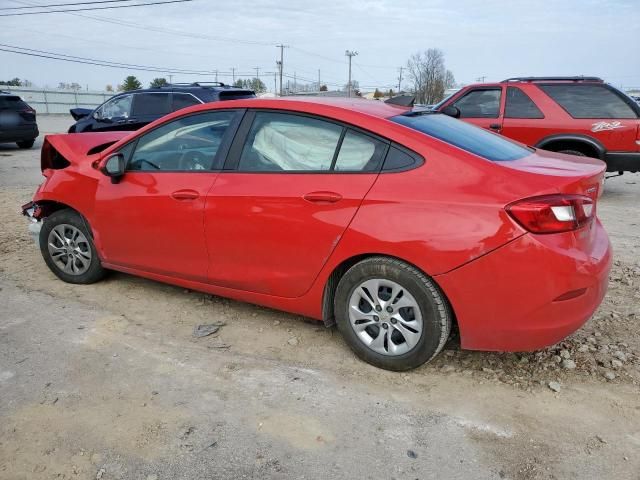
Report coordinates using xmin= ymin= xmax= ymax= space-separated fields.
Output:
xmin=303 ymin=191 xmax=342 ymax=204
xmin=171 ymin=189 xmax=200 ymax=200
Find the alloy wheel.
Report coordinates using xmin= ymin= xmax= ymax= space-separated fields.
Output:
xmin=47 ymin=224 xmax=92 ymax=275
xmin=348 ymin=278 xmax=423 ymax=356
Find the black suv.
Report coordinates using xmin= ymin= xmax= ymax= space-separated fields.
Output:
xmin=68 ymin=83 xmax=255 ymax=133
xmin=0 ymin=91 xmax=39 ymax=148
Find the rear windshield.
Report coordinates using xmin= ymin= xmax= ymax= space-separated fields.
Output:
xmin=538 ymin=84 xmax=638 ymax=119
xmin=0 ymin=96 xmax=29 ymax=110
xmin=391 ymin=113 xmax=532 ymax=162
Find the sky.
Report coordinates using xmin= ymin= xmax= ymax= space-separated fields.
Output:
xmin=0 ymin=0 xmax=638 ymax=93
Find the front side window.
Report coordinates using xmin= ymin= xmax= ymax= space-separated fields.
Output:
xmin=132 ymin=93 xmax=171 ymax=116
xmin=505 ymin=87 xmax=544 ymax=119
xmin=453 ymin=89 xmax=502 ymax=118
xmin=97 ymin=95 xmax=132 ymax=120
xmin=392 ymin=113 xmax=531 ymax=162
xmin=127 ymin=111 xmax=237 ymax=171
xmin=538 ymin=84 xmax=638 ymax=119
xmin=238 ymin=112 xmax=343 ymax=171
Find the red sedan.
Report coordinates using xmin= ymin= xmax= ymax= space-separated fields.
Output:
xmin=23 ymin=97 xmax=611 ymax=371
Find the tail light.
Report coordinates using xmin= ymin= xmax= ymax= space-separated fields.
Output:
xmin=506 ymin=194 xmax=595 ymax=234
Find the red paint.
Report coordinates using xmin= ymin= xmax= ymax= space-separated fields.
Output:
xmin=30 ymin=97 xmax=612 ymax=352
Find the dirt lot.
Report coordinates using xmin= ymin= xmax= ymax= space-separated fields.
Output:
xmin=1 ymin=116 xmax=639 ymax=480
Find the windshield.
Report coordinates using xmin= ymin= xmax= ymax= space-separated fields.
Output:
xmin=391 ymin=113 xmax=532 ymax=162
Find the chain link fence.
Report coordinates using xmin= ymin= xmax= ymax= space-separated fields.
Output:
xmin=1 ymin=86 xmax=113 ymax=114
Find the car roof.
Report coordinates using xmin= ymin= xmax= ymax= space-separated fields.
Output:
xmin=237 ymin=96 xmax=412 ymax=119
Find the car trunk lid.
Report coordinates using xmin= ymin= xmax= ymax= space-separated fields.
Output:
xmin=501 ymin=148 xmax=605 ymax=199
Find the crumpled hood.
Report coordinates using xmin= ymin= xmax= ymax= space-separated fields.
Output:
xmin=44 ymin=131 xmax=131 ymax=162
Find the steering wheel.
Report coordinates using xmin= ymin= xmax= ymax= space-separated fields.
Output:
xmin=135 ymin=159 xmax=161 ymax=170
xmin=179 ymin=151 xmax=208 ymax=170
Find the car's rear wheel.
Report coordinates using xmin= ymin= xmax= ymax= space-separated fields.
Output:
xmin=17 ymin=139 xmax=35 ymax=149
xmin=334 ymin=257 xmax=451 ymax=371
xmin=40 ymin=209 xmax=106 ymax=284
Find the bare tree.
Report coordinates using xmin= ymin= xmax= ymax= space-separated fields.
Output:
xmin=406 ymin=49 xmax=455 ymax=104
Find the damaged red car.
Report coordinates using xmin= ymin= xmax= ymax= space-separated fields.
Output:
xmin=23 ymin=97 xmax=612 ymax=371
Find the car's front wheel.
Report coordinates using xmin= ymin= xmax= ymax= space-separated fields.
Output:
xmin=40 ymin=209 xmax=106 ymax=284
xmin=334 ymin=257 xmax=452 ymax=371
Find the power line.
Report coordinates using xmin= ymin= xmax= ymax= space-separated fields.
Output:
xmin=0 ymin=0 xmax=143 ymax=10
xmin=0 ymin=0 xmax=192 ymax=16
xmin=0 ymin=43 xmax=220 ymax=75
xmin=8 ymin=0 xmax=273 ymax=46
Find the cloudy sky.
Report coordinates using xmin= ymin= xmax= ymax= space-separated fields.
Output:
xmin=0 ymin=0 xmax=638 ymax=92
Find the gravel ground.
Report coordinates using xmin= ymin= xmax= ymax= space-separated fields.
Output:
xmin=1 ymin=116 xmax=639 ymax=480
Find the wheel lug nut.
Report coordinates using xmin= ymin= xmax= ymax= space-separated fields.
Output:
xmin=373 ymin=315 xmax=379 ymax=321
xmin=386 ymin=306 xmax=393 ymax=313
xmin=375 ymin=305 xmax=382 ymax=312
xmin=390 ymin=318 xmax=397 ymax=324
xmin=382 ymin=323 xmax=388 ymax=329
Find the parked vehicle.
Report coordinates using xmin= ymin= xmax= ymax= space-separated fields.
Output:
xmin=68 ymin=82 xmax=255 ymax=133
xmin=0 ymin=91 xmax=39 ymax=148
xmin=435 ymin=77 xmax=640 ymax=173
xmin=23 ymin=97 xmax=611 ymax=371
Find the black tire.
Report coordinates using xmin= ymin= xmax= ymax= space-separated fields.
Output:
xmin=334 ymin=257 xmax=451 ymax=371
xmin=16 ymin=139 xmax=35 ymax=149
xmin=39 ymin=209 xmax=107 ymax=284
xmin=557 ymin=149 xmax=587 ymax=157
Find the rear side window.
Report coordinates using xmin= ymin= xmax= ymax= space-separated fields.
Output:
xmin=539 ymin=84 xmax=637 ymax=119
xmin=505 ymin=87 xmax=544 ymax=119
xmin=132 ymin=93 xmax=171 ymax=116
xmin=392 ymin=113 xmax=531 ymax=162
xmin=0 ymin=96 xmax=28 ymax=110
xmin=238 ymin=112 xmax=342 ymax=171
xmin=334 ymin=130 xmax=387 ymax=171
xmin=172 ymin=93 xmax=201 ymax=111
xmin=453 ymin=89 xmax=501 ymax=118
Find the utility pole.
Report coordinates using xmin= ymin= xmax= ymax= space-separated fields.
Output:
xmin=397 ymin=66 xmax=403 ymax=93
xmin=231 ymin=68 xmax=236 ymax=84
xmin=214 ymin=70 xmax=218 ymax=83
xmin=318 ymin=69 xmax=321 ymax=92
xmin=168 ymin=74 xmax=173 ymax=84
xmin=476 ymin=76 xmax=486 ymax=82
xmin=254 ymin=67 xmax=260 ymax=81
xmin=345 ymin=50 xmax=358 ymax=97
xmin=276 ymin=44 xmax=288 ymax=96
xmin=293 ymin=72 xmax=297 ymax=94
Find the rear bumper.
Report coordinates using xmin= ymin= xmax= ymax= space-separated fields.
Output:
xmin=0 ymin=124 xmax=39 ymax=142
xmin=605 ymin=151 xmax=640 ymax=172
xmin=436 ymin=220 xmax=612 ymax=351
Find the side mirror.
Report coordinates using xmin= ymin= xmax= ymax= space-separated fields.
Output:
xmin=441 ymin=105 xmax=461 ymax=118
xmin=101 ymin=153 xmax=125 ymax=183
